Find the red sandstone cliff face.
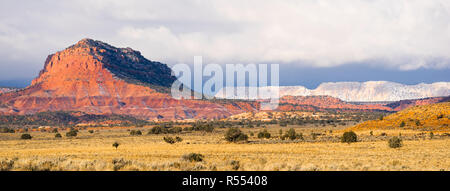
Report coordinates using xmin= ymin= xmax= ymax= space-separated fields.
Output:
xmin=277 ymin=95 xmax=448 ymax=112
xmin=0 ymin=39 xmax=258 ymax=120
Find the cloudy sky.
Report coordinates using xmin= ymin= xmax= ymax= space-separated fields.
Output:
xmin=0 ymin=0 xmax=449 ymax=88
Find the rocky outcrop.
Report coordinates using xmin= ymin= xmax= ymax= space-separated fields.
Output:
xmin=0 ymin=39 xmax=258 ymax=120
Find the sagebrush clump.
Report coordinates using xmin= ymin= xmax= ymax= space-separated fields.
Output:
xmin=281 ymin=128 xmax=303 ymax=140
xmin=341 ymin=131 xmax=357 ymax=143
xmin=388 ymin=136 xmax=402 ymax=148
xmin=130 ymin=130 xmax=142 ymax=136
xmin=257 ymin=129 xmax=271 ymax=139
xmin=163 ymin=136 xmax=183 ymax=144
xmin=66 ymin=129 xmax=78 ymax=137
xmin=182 ymin=153 xmax=204 ymax=162
xmin=112 ymin=142 xmax=120 ymax=150
xmin=224 ymin=128 xmax=248 ymax=142
xmin=20 ymin=134 xmax=32 ymax=140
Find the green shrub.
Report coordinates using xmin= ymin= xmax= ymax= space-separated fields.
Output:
xmin=163 ymin=136 xmax=183 ymax=144
xmin=88 ymin=130 xmax=94 ymax=134
xmin=388 ymin=136 xmax=402 ymax=148
xmin=163 ymin=136 xmax=176 ymax=144
xmin=283 ymin=128 xmax=302 ymax=140
xmin=112 ymin=142 xmax=120 ymax=150
xmin=341 ymin=131 xmax=357 ymax=143
xmin=257 ymin=129 xmax=271 ymax=139
xmin=130 ymin=130 xmax=142 ymax=136
xmin=182 ymin=153 xmax=204 ymax=162
xmin=55 ymin=133 xmax=62 ymax=138
xmin=148 ymin=126 xmax=166 ymax=134
xmin=0 ymin=128 xmax=15 ymax=133
xmin=66 ymin=130 xmax=77 ymax=137
xmin=230 ymin=160 xmax=240 ymax=170
xmin=51 ymin=128 xmax=58 ymax=133
xmin=224 ymin=128 xmax=248 ymax=142
xmin=399 ymin=121 xmax=405 ymax=127
xmin=20 ymin=133 xmax=32 ymax=140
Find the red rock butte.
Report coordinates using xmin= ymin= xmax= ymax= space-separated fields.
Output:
xmin=0 ymin=39 xmax=258 ymax=120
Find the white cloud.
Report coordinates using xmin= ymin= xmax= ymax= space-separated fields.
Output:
xmin=1 ymin=0 xmax=450 ymax=75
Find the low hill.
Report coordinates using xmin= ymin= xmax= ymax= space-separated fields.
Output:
xmin=349 ymin=101 xmax=450 ymax=131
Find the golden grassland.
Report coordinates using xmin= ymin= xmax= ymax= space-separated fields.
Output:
xmin=0 ymin=125 xmax=449 ymax=171
xmin=351 ymin=102 xmax=450 ymax=131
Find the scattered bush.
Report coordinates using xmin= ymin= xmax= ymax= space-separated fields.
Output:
xmin=341 ymin=131 xmax=357 ymax=143
xmin=51 ymin=128 xmax=58 ymax=133
xmin=66 ymin=130 xmax=78 ymax=137
xmin=224 ymin=128 xmax=248 ymax=142
xmin=148 ymin=125 xmax=183 ymax=134
xmin=0 ymin=159 xmax=15 ymax=171
xmin=388 ymin=136 xmax=402 ymax=148
xmin=112 ymin=158 xmax=130 ymax=171
xmin=0 ymin=128 xmax=15 ymax=133
xmin=182 ymin=153 xmax=204 ymax=162
xmin=229 ymin=160 xmax=240 ymax=170
xmin=175 ymin=136 xmax=183 ymax=142
xmin=163 ymin=136 xmax=176 ymax=144
xmin=148 ymin=126 xmax=165 ymax=134
xmin=257 ymin=129 xmax=271 ymax=139
xmin=130 ymin=130 xmax=142 ymax=136
xmin=112 ymin=142 xmax=120 ymax=150
xmin=399 ymin=121 xmax=405 ymax=127
xmin=20 ymin=133 xmax=32 ymax=140
xmin=55 ymin=133 xmax=62 ymax=138
xmin=88 ymin=130 xmax=94 ymax=134
xmin=282 ymin=128 xmax=302 ymax=140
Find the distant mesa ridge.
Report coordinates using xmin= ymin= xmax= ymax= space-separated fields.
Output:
xmin=216 ymin=81 xmax=450 ymax=102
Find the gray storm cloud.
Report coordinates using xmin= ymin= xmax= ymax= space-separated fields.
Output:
xmin=0 ymin=0 xmax=450 ymax=80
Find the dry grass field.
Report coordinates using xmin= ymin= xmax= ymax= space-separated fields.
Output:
xmin=0 ymin=125 xmax=449 ymax=171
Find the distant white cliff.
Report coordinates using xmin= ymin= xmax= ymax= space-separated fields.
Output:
xmin=215 ymin=81 xmax=450 ymax=102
